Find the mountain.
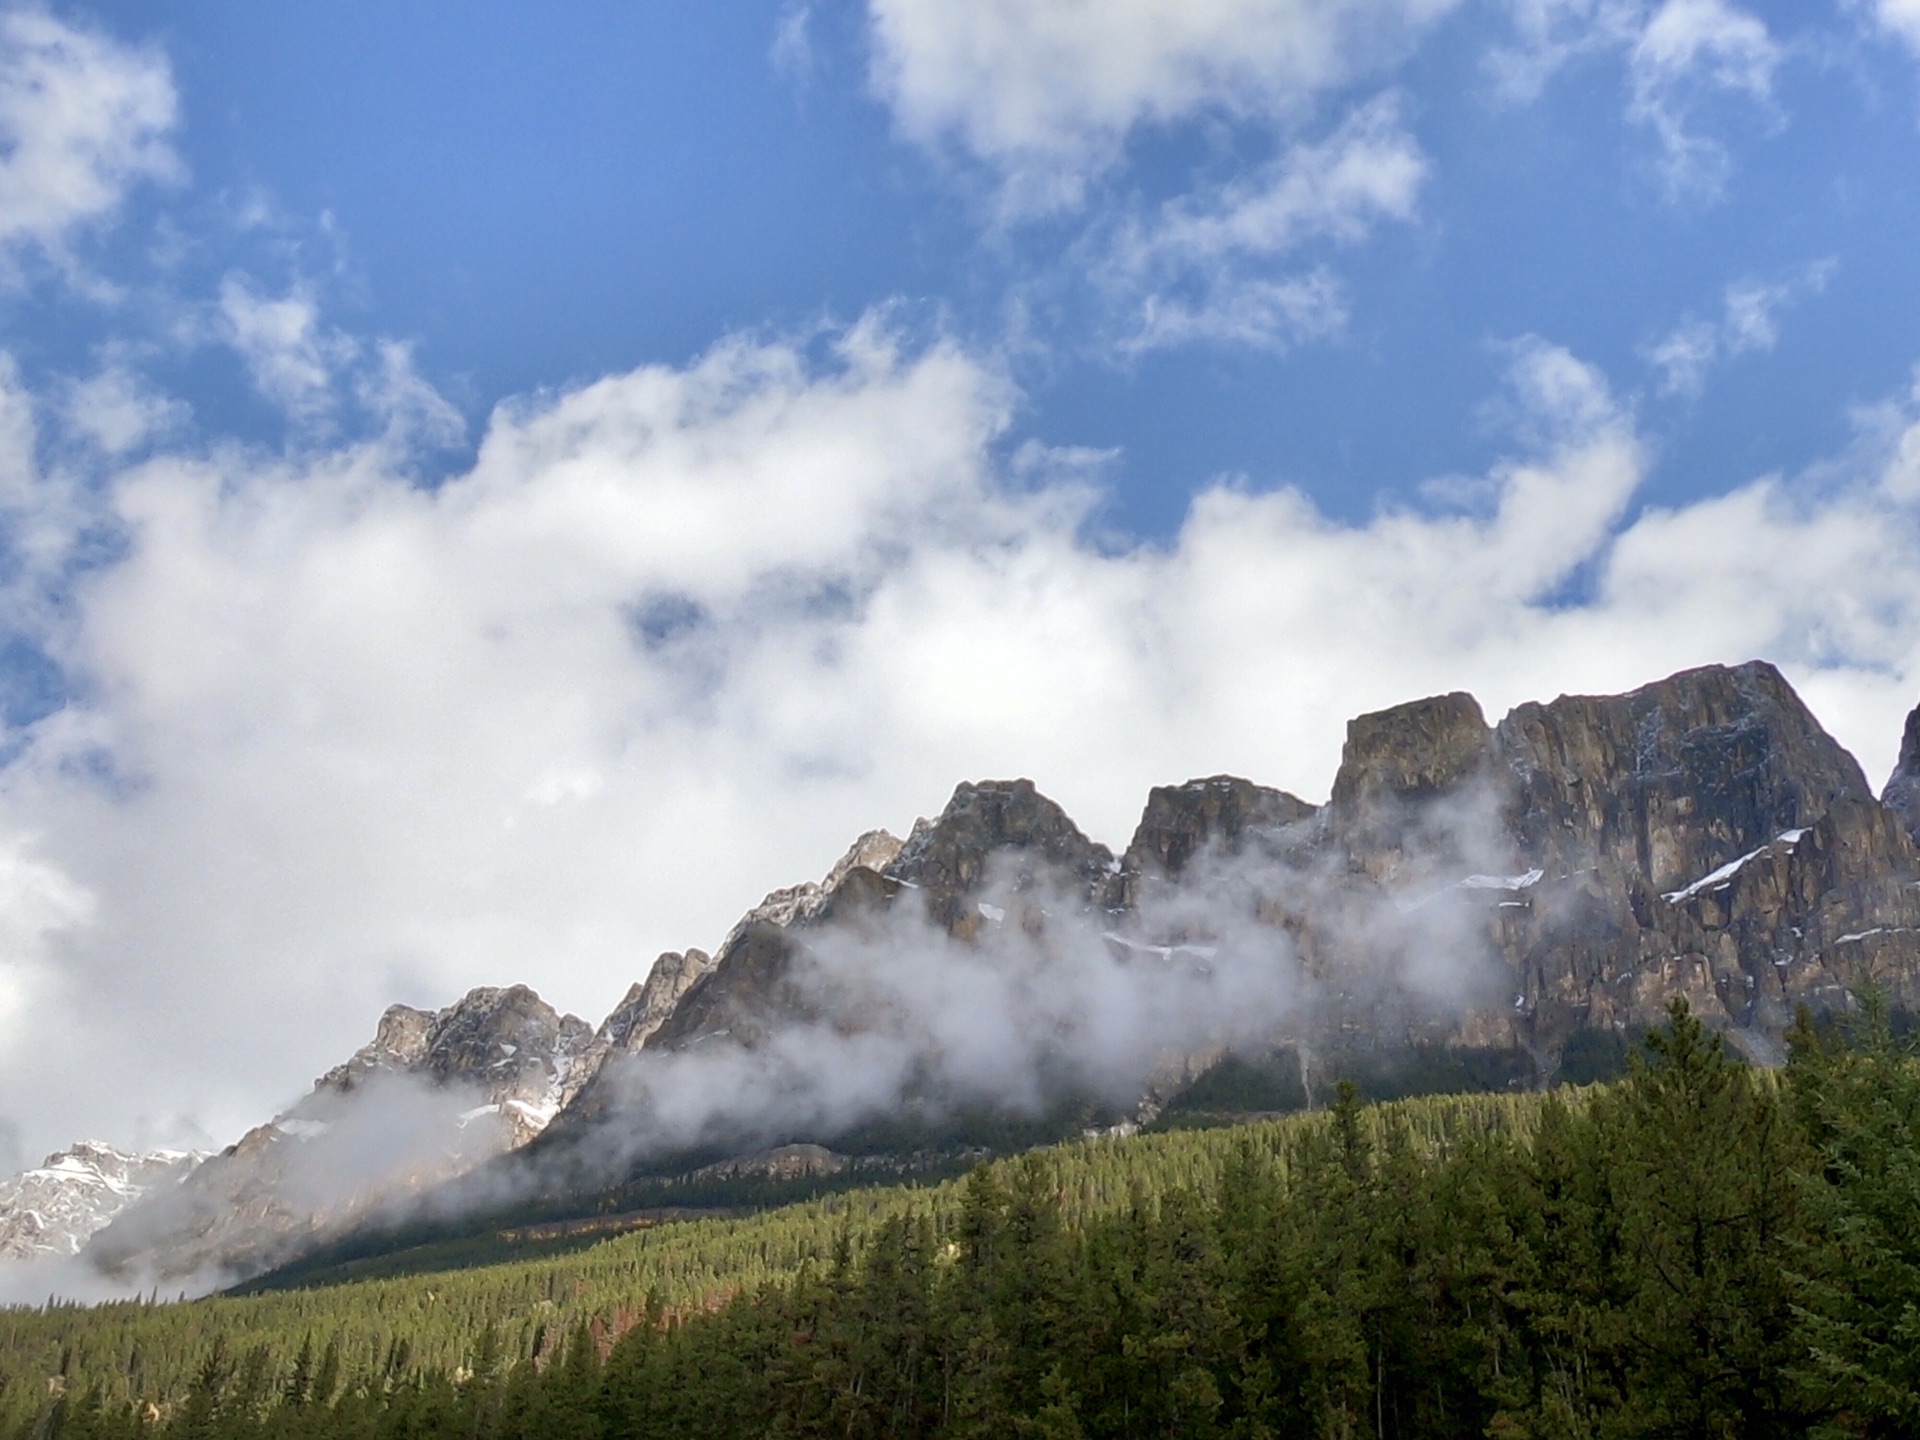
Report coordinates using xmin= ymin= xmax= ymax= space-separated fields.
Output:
xmin=0 ymin=1142 xmax=203 ymax=1262
xmin=63 ymin=660 xmax=1920 ymax=1287
xmin=84 ymin=986 xmax=592 ymax=1282
xmin=591 ymin=661 xmax=1920 ymax=1109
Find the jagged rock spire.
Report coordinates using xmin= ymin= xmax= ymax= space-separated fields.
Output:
xmin=1884 ymin=701 xmax=1920 ymax=848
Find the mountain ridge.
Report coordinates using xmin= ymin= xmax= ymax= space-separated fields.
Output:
xmin=10 ymin=658 xmax=1920 ymax=1288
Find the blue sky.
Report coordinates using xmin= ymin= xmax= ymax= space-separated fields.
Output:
xmin=6 ymin=0 xmax=1920 ymax=1161
xmin=20 ymin=0 xmax=1920 ymax=528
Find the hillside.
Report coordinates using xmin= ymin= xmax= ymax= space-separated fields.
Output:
xmin=4 ymin=1003 xmax=1919 ymax=1436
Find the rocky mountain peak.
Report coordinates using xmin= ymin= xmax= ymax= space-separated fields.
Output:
xmin=1321 ymin=693 xmax=1505 ymax=888
xmin=1118 ymin=776 xmax=1317 ymax=903
xmin=1498 ymin=660 xmax=1875 ymax=893
xmin=1883 ymin=700 xmax=1920 ymax=848
xmin=1329 ymin=692 xmax=1495 ymax=817
xmin=711 ymin=831 xmax=906 ymax=959
xmin=85 ymin=983 xmax=595 ymax=1281
xmin=598 ymin=950 xmax=714 ymax=1054
xmin=315 ymin=984 xmax=594 ymax=1130
xmin=0 ymin=1142 xmax=203 ymax=1262
xmin=886 ymin=779 xmax=1117 ymax=935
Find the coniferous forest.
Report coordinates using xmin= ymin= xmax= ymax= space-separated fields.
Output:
xmin=5 ymin=1001 xmax=1920 ymax=1438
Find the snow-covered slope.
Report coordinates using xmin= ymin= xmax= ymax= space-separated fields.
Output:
xmin=0 ymin=1142 xmax=203 ymax=1261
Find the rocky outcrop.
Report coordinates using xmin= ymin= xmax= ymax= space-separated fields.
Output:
xmin=688 ymin=1143 xmax=848 ymax=1184
xmin=1119 ymin=776 xmax=1317 ymax=901
xmin=598 ymin=950 xmax=714 ymax=1054
xmin=636 ymin=782 xmax=1117 ymax=1061
xmin=87 ymin=986 xmax=593 ymax=1280
xmin=550 ymin=835 xmax=915 ymax=1138
xmin=317 ymin=985 xmax=596 ymax=1141
xmin=1322 ymin=662 xmax=1920 ymax=1069
xmin=887 ymin=779 xmax=1119 ymax=936
xmin=0 ymin=1143 xmax=203 ymax=1262
xmin=1883 ymin=701 xmax=1920 ymax=849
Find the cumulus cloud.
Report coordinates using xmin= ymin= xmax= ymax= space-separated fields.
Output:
xmin=866 ymin=0 xmax=1459 ymax=212
xmin=2 ymin=309 xmax=1920 ymax=1165
xmin=0 ymin=8 xmax=178 ymax=263
xmin=1491 ymin=0 xmax=1780 ymax=200
xmin=1644 ymin=260 xmax=1834 ymax=396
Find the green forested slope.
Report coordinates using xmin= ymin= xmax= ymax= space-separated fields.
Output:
xmin=7 ymin=1002 xmax=1920 ymax=1437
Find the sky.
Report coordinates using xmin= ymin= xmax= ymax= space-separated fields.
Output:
xmin=4 ymin=0 xmax=1920 ymax=1165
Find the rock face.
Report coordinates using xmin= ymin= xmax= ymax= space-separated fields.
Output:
xmin=1118 ymin=775 xmax=1317 ymax=903
xmin=87 ymin=986 xmax=593 ymax=1280
xmin=0 ymin=1143 xmax=203 ymax=1262
xmin=634 ymin=782 xmax=1118 ymax=1063
xmin=1254 ymin=661 xmax=1920 ymax=1068
xmin=887 ymin=780 xmax=1117 ymax=935
xmin=619 ymin=832 xmax=911 ymax=1059
xmin=1475 ymin=662 xmax=1919 ymax=1065
xmin=597 ymin=950 xmax=715 ymax=1055
xmin=318 ymin=985 xmax=597 ymax=1143
xmin=1883 ymin=701 xmax=1920 ymax=849
xmin=609 ymin=662 xmax=1920 ymax=1103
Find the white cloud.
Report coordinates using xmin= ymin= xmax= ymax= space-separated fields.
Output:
xmin=1128 ymin=270 xmax=1350 ymax=353
xmin=866 ymin=0 xmax=1459 ymax=211
xmin=1127 ymin=97 xmax=1426 ymax=266
xmin=1868 ymin=0 xmax=1920 ymax=54
xmin=0 ymin=9 xmax=179 ymax=261
xmin=217 ymin=276 xmax=357 ymax=422
xmin=5 ymin=316 xmax=1920 ymax=1160
xmin=1488 ymin=0 xmax=1645 ymax=100
xmin=1091 ymin=95 xmax=1425 ymax=353
xmin=1628 ymin=0 xmax=1779 ymax=197
xmin=62 ymin=364 xmax=187 ymax=455
xmin=771 ymin=5 xmax=815 ymax=82
xmin=1644 ymin=260 xmax=1833 ymax=396
xmin=1491 ymin=0 xmax=1780 ymax=200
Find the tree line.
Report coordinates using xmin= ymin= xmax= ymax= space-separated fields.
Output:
xmin=6 ymin=1001 xmax=1920 ymax=1437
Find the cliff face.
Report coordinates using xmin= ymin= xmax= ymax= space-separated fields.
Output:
xmin=1348 ymin=662 xmax=1920 ymax=1068
xmin=1883 ymin=701 xmax=1920 ymax=849
xmin=1118 ymin=775 xmax=1317 ymax=903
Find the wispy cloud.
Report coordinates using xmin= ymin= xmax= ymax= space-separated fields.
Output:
xmin=1490 ymin=0 xmax=1781 ymax=202
xmin=1644 ymin=260 xmax=1834 ymax=396
xmin=770 ymin=5 xmax=815 ymax=84
xmin=1867 ymin=0 xmax=1920 ymax=55
xmin=866 ymin=0 xmax=1460 ymax=216
xmin=0 ymin=9 xmax=179 ymax=266
xmin=1095 ymin=94 xmax=1426 ymax=354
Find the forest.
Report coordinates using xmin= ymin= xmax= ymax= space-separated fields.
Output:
xmin=3 ymin=999 xmax=1918 ymax=1439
